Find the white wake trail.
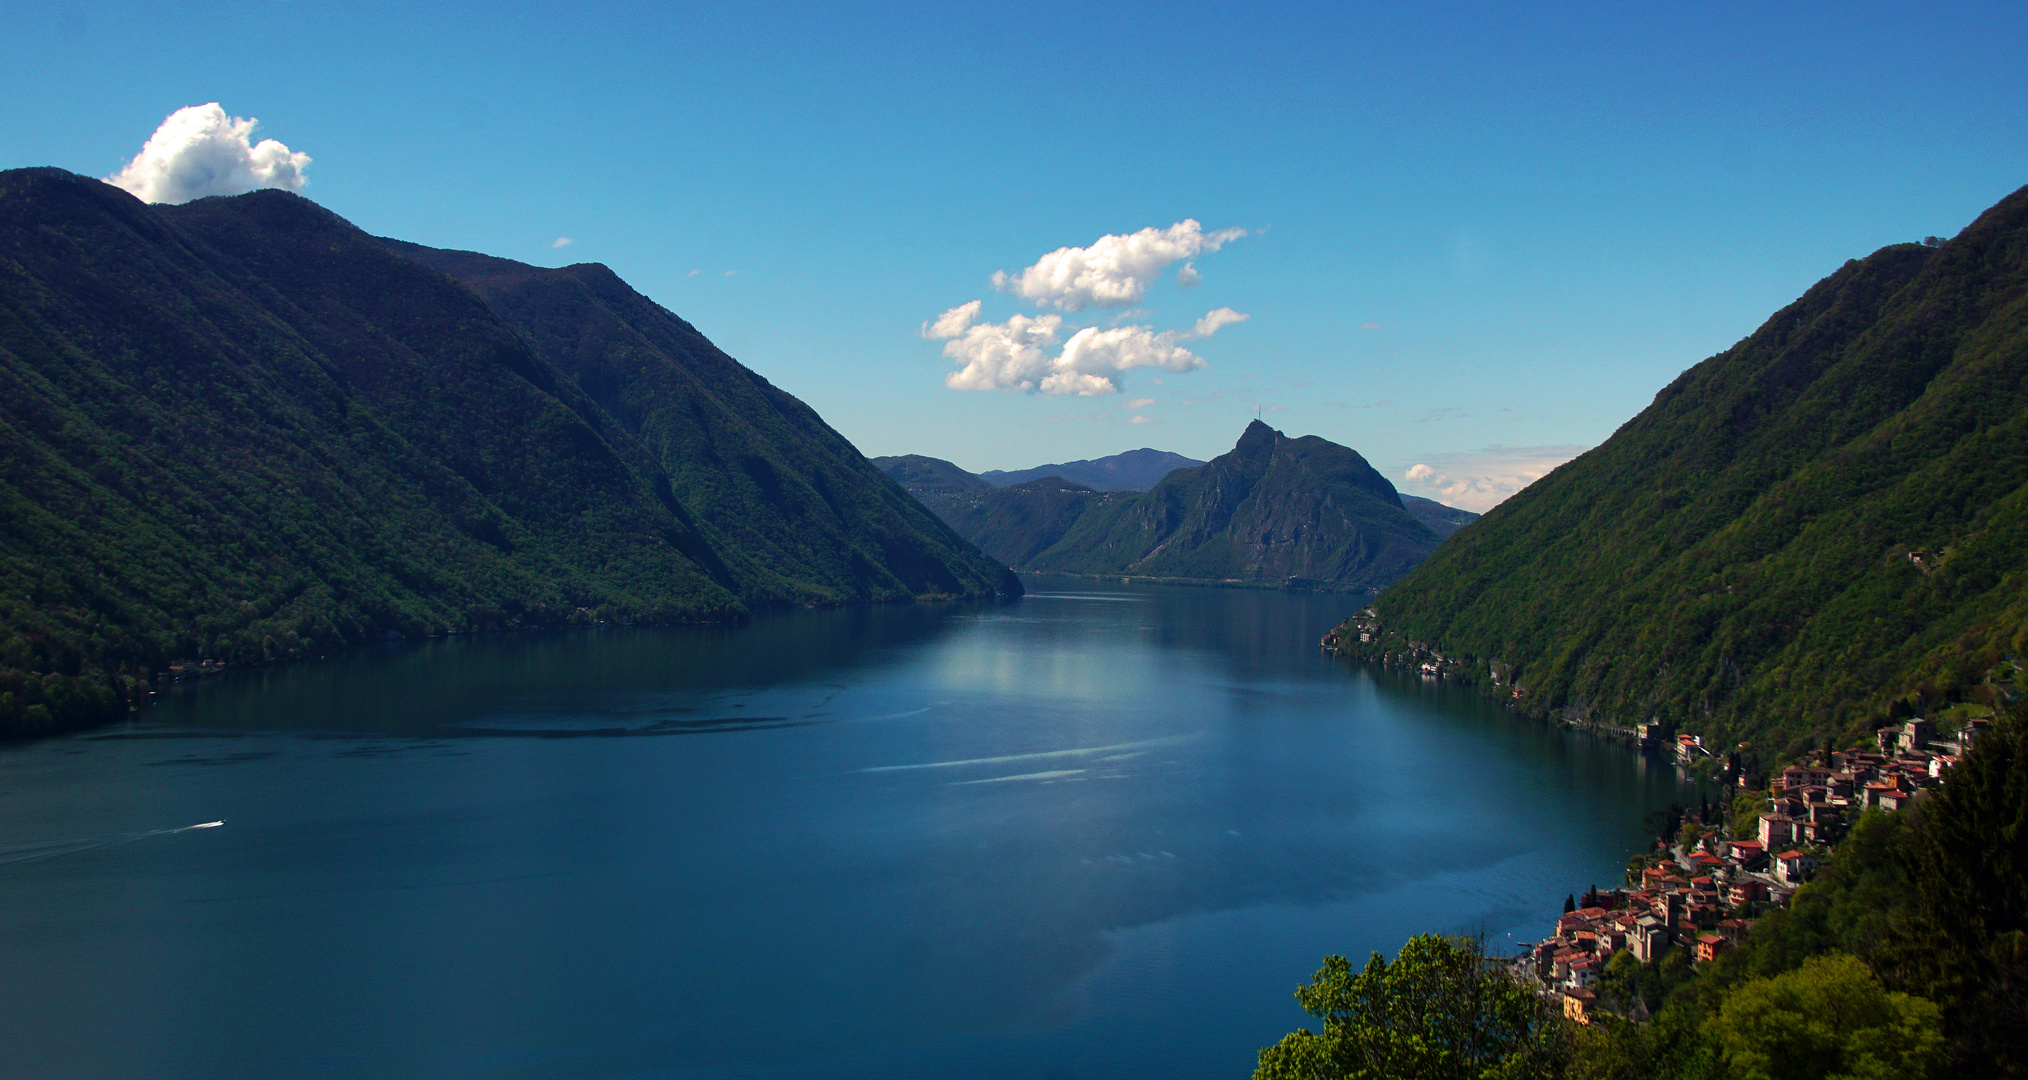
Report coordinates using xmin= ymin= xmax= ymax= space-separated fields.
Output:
xmin=0 ymin=820 xmax=225 ymax=866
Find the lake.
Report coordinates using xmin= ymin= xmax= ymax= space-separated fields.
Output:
xmin=0 ymin=575 xmax=1702 ymax=1079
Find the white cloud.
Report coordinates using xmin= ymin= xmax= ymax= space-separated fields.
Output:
xmin=922 ymin=300 xmax=982 ymax=341
xmin=1176 ymin=262 xmax=1201 ymax=288
xmin=924 ymin=302 xmax=1066 ymax=393
xmin=1361 ymin=321 xmax=1380 ymax=330
xmin=1189 ymin=307 xmax=1248 ymax=338
xmin=1126 ymin=398 xmax=1156 ymax=409
xmin=552 ymin=236 xmax=575 ymax=249
xmin=104 ymin=103 xmax=309 ymax=205
xmin=928 ymin=304 xmax=1244 ymax=397
xmin=1397 ymin=445 xmax=1589 ymax=513
xmin=991 ymin=219 xmax=1245 ymax=311
xmin=1130 ymin=414 xmax=1157 ymax=425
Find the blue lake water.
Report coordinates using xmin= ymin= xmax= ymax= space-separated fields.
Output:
xmin=0 ymin=576 xmax=1701 ymax=1079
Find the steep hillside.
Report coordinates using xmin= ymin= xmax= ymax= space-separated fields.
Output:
xmin=0 ymin=169 xmax=1013 ymax=736
xmin=384 ymin=243 xmax=1019 ymax=606
xmin=981 ymin=448 xmax=1204 ymax=491
xmin=1351 ymin=183 xmax=2028 ymax=764
xmin=1401 ymin=495 xmax=1480 ymax=539
xmin=1025 ymin=422 xmax=1441 ymax=590
xmin=930 ymin=477 xmax=1114 ymax=568
xmin=868 ymin=454 xmax=995 ymax=522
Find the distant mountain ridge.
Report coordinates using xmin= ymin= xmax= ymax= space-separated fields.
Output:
xmin=979 ymin=448 xmax=1204 ymax=491
xmin=880 ymin=424 xmax=1452 ymax=590
xmin=1399 ymin=495 xmax=1480 ymax=539
xmin=1348 ymin=182 xmax=2028 ymax=762
xmin=0 ymin=168 xmax=1015 ymax=736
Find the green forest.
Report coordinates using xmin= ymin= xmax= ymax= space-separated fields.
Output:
xmin=0 ymin=168 xmax=1016 ymax=738
xmin=1341 ymin=183 xmax=2028 ymax=765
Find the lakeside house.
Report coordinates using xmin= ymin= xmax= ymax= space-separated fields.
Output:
xmin=1529 ymin=717 xmax=1972 ymax=1020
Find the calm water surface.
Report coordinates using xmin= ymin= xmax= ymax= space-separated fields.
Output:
xmin=0 ymin=576 xmax=1701 ymax=1079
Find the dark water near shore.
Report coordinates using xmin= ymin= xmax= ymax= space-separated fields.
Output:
xmin=0 ymin=576 xmax=1701 ymax=1079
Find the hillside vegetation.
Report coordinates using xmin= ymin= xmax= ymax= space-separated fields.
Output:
xmin=1349 ymin=183 xmax=2028 ymax=763
xmin=884 ymin=423 xmax=1446 ymax=591
xmin=0 ymin=169 xmax=1014 ymax=736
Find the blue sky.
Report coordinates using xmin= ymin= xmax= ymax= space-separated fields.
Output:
xmin=8 ymin=1 xmax=2025 ymax=509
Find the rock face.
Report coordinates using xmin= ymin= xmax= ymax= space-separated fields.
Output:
xmin=1356 ymin=182 xmax=2028 ymax=760
xmin=0 ymin=169 xmax=1016 ymax=736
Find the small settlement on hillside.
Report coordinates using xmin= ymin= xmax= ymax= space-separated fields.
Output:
xmin=1528 ymin=716 xmax=1990 ymax=1026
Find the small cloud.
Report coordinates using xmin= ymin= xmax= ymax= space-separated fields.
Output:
xmin=1176 ymin=262 xmax=1201 ymax=288
xmin=105 ymin=103 xmax=309 ymax=205
xmin=992 ymin=220 xmax=1246 ymax=311
xmin=1187 ymin=307 xmax=1249 ymax=338
xmin=1361 ymin=321 xmax=1380 ymax=330
xmin=722 ymin=269 xmax=738 ymax=277
xmin=1416 ymin=406 xmax=1469 ymax=423
xmin=552 ymin=236 xmax=575 ymax=249
xmin=688 ymin=269 xmax=700 ymax=276
xmin=1397 ymin=445 xmax=1589 ymax=513
xmin=1126 ymin=398 xmax=1156 ymax=410
xmin=1130 ymin=414 xmax=1157 ymax=425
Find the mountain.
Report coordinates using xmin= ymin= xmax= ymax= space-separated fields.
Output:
xmin=980 ymin=448 xmax=1204 ymax=491
xmin=1400 ymin=495 xmax=1480 ymax=539
xmin=1022 ymin=422 xmax=1439 ymax=589
xmin=1348 ymin=183 xmax=2028 ymax=764
xmin=0 ymin=169 xmax=1015 ymax=736
xmin=868 ymin=454 xmax=995 ymax=515
xmin=927 ymin=476 xmax=1111 ymax=569
xmin=380 ymin=242 xmax=1017 ymax=608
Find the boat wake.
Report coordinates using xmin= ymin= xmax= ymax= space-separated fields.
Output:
xmin=0 ymin=820 xmax=223 ymax=866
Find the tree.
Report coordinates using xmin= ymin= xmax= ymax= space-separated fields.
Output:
xmin=1889 ymin=711 xmax=2028 ymax=1075
xmin=1704 ymin=953 xmax=1944 ymax=1080
xmin=1255 ymin=934 xmax=1569 ymax=1080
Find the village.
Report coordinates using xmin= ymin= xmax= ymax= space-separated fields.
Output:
xmin=1527 ymin=713 xmax=1992 ymax=1026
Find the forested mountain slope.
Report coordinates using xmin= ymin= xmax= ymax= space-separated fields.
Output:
xmin=384 ymin=242 xmax=1019 ymax=607
xmin=1400 ymin=495 xmax=1480 ymax=539
xmin=1025 ymin=422 xmax=1441 ymax=590
xmin=0 ymin=169 xmax=1014 ymax=736
xmin=1352 ymin=183 xmax=2028 ymax=763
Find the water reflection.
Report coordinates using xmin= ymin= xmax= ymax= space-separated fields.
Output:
xmin=0 ymin=576 xmax=1704 ymax=1080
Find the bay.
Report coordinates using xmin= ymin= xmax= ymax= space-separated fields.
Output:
xmin=0 ymin=575 xmax=1702 ymax=1079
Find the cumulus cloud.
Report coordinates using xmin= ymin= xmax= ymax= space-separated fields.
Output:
xmin=1176 ymin=263 xmax=1201 ymax=288
xmin=552 ymin=236 xmax=575 ymax=249
xmin=105 ymin=103 xmax=309 ymax=205
xmin=1130 ymin=415 xmax=1157 ymax=425
xmin=1397 ymin=445 xmax=1589 ymax=513
xmin=1126 ymin=398 xmax=1156 ymax=409
xmin=926 ymin=302 xmax=1243 ymax=396
xmin=1189 ymin=307 xmax=1248 ymax=337
xmin=991 ymin=219 xmax=1245 ymax=311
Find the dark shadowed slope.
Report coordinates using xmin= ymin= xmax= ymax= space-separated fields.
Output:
xmin=1400 ymin=495 xmax=1480 ymax=539
xmin=1351 ymin=183 xmax=2028 ymax=762
xmin=0 ymin=170 xmax=1013 ymax=736
xmin=1023 ymin=422 xmax=1441 ymax=590
xmin=383 ymin=242 xmax=1020 ymax=607
xmin=981 ymin=448 xmax=1205 ymax=491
